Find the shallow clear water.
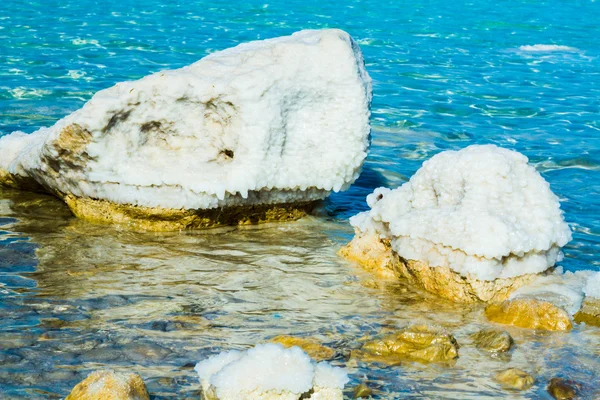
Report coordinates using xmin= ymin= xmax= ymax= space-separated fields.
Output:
xmin=1 ymin=0 xmax=599 ymax=398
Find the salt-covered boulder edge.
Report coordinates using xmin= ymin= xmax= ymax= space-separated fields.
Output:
xmin=0 ymin=29 xmax=372 ymax=230
xmin=341 ymin=145 xmax=573 ymax=303
xmin=194 ymin=343 xmax=349 ymax=400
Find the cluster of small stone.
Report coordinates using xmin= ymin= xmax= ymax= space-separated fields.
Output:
xmin=66 ymin=325 xmax=581 ymax=399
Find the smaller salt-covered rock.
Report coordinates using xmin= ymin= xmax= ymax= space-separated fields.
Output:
xmin=65 ymin=370 xmax=149 ymax=400
xmin=470 ymin=329 xmax=513 ymax=353
xmin=494 ymin=368 xmax=534 ymax=390
xmin=341 ymin=145 xmax=571 ymax=303
xmin=269 ymin=335 xmax=336 ymax=361
xmin=194 ymin=343 xmax=348 ymax=400
xmin=484 ymin=298 xmax=572 ymax=331
xmin=353 ymin=324 xmax=459 ymax=365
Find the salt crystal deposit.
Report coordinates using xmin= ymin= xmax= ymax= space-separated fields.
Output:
xmin=509 ymin=268 xmax=595 ymax=315
xmin=194 ymin=343 xmax=348 ymax=400
xmin=0 ymin=29 xmax=371 ymax=230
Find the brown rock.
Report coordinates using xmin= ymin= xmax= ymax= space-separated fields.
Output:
xmin=338 ymin=232 xmax=397 ymax=279
xmin=485 ymin=298 xmax=572 ymax=331
xmin=353 ymin=382 xmax=373 ymax=398
xmin=65 ymin=370 xmax=149 ymax=400
xmin=354 ymin=324 xmax=459 ymax=365
xmin=339 ymin=233 xmax=536 ymax=303
xmin=547 ymin=378 xmax=579 ymax=400
xmin=494 ymin=368 xmax=534 ymax=390
xmin=0 ymin=168 xmax=45 ymax=192
xmin=269 ymin=335 xmax=336 ymax=361
xmin=64 ymin=194 xmax=316 ymax=232
xmin=470 ymin=329 xmax=514 ymax=353
xmin=573 ymin=297 xmax=600 ymax=327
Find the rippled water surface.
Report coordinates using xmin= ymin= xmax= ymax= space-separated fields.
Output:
xmin=1 ymin=0 xmax=599 ymax=398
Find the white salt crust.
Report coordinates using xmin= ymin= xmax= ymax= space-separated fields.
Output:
xmin=0 ymin=29 xmax=371 ymax=210
xmin=350 ymin=145 xmax=572 ymax=281
xmin=194 ymin=343 xmax=348 ymax=400
xmin=510 ymin=268 xmax=594 ymax=315
xmin=583 ymin=272 xmax=600 ymax=299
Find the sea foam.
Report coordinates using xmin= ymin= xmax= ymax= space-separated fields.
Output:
xmin=518 ymin=44 xmax=579 ymax=52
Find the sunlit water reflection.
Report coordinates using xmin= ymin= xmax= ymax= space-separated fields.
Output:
xmin=0 ymin=188 xmax=599 ymax=399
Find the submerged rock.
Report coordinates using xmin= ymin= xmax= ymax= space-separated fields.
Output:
xmin=0 ymin=29 xmax=371 ymax=231
xmin=470 ymin=329 xmax=513 ymax=353
xmin=352 ymin=383 xmax=373 ymax=398
xmin=65 ymin=370 xmax=149 ymax=400
xmin=194 ymin=343 xmax=348 ymax=400
xmin=547 ymin=378 xmax=579 ymax=400
xmin=574 ymin=297 xmax=600 ymax=326
xmin=484 ymin=298 xmax=572 ymax=331
xmin=573 ymin=273 xmax=600 ymax=326
xmin=341 ymin=145 xmax=571 ymax=303
xmin=494 ymin=368 xmax=534 ymax=390
xmin=269 ymin=335 xmax=336 ymax=361
xmin=353 ymin=324 xmax=459 ymax=365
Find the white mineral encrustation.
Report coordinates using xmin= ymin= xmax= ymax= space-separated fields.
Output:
xmin=0 ymin=29 xmax=372 ymax=230
xmin=194 ymin=343 xmax=348 ymax=400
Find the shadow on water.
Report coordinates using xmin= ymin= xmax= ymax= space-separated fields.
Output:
xmin=327 ymin=164 xmax=394 ymax=221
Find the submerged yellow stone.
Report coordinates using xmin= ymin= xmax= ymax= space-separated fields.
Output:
xmin=573 ymin=297 xmax=600 ymax=327
xmin=269 ymin=335 xmax=336 ymax=361
xmin=494 ymin=368 xmax=535 ymax=390
xmin=353 ymin=324 xmax=459 ymax=365
xmin=484 ymin=298 xmax=572 ymax=331
xmin=65 ymin=370 xmax=149 ymax=400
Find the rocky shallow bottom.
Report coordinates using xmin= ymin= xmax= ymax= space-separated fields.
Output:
xmin=0 ymin=188 xmax=599 ymax=399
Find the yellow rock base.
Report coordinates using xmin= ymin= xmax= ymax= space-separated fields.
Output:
xmin=573 ymin=297 xmax=600 ymax=327
xmin=339 ymin=234 xmax=536 ymax=303
xmin=65 ymin=370 xmax=149 ymax=400
xmin=0 ymin=168 xmax=46 ymax=193
xmin=484 ymin=298 xmax=572 ymax=331
xmin=63 ymin=195 xmax=316 ymax=231
xmin=269 ymin=335 xmax=336 ymax=361
xmin=353 ymin=324 xmax=459 ymax=365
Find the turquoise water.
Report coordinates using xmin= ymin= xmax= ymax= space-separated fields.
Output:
xmin=1 ymin=0 xmax=600 ymax=398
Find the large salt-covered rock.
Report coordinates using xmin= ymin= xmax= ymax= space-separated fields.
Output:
xmin=194 ymin=343 xmax=348 ymax=400
xmin=0 ymin=29 xmax=371 ymax=230
xmin=341 ymin=145 xmax=572 ymax=302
